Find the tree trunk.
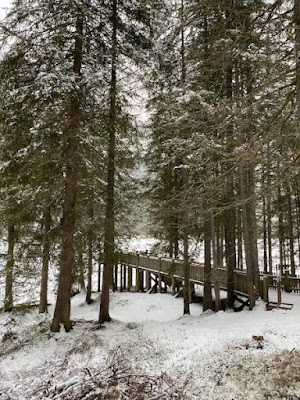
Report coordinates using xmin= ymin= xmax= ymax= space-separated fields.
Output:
xmin=278 ymin=185 xmax=284 ymax=271
xmin=224 ymin=49 xmax=236 ymax=309
xmin=296 ymin=187 xmax=300 ymax=265
xmin=224 ymin=174 xmax=236 ymax=309
xmin=203 ymin=215 xmax=212 ymax=311
xmin=286 ymin=185 xmax=295 ymax=275
xmin=248 ymin=164 xmax=260 ymax=291
xmin=86 ymin=203 xmax=93 ymax=304
xmin=211 ymin=212 xmax=221 ymax=311
xmin=98 ymin=240 xmax=102 ymax=292
xmin=262 ymin=171 xmax=268 ymax=274
xmin=183 ymin=221 xmax=190 ymax=315
xmin=267 ymin=159 xmax=273 ymax=274
xmin=295 ymin=0 xmax=300 ymax=123
xmin=294 ymin=0 xmax=300 ymax=267
xmin=4 ymin=224 xmax=15 ymax=312
xmin=168 ymin=236 xmax=173 ymax=258
xmin=39 ymin=203 xmax=51 ymax=313
xmin=51 ymin=16 xmax=83 ymax=332
xmin=99 ymin=0 xmax=117 ymax=324
xmin=237 ymin=206 xmax=243 ymax=269
xmin=78 ymin=248 xmax=85 ymax=291
xmin=240 ymin=165 xmax=256 ymax=309
xmin=216 ymin=224 xmax=222 ymax=268
xmin=174 ymin=219 xmax=179 ymax=258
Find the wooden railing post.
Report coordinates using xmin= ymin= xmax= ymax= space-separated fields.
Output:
xmin=123 ymin=264 xmax=126 ymax=290
xmin=119 ymin=263 xmax=123 ymax=292
xmin=146 ymin=255 xmax=151 ymax=292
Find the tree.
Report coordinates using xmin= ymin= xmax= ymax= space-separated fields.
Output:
xmin=99 ymin=0 xmax=165 ymax=324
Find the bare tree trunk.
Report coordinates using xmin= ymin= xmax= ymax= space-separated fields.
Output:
xmin=4 ymin=224 xmax=15 ymax=312
xmin=295 ymin=0 xmax=300 ymax=123
xmin=287 ymin=185 xmax=295 ymax=275
xmin=224 ymin=174 xmax=236 ymax=309
xmin=240 ymin=165 xmax=256 ymax=309
xmin=97 ymin=240 xmax=102 ymax=292
xmin=86 ymin=203 xmax=93 ymax=304
xmin=267 ymin=157 xmax=273 ymax=274
xmin=278 ymin=185 xmax=284 ymax=271
xmin=211 ymin=212 xmax=221 ymax=311
xmin=294 ymin=0 xmax=300 ymax=268
xmin=224 ymin=52 xmax=236 ymax=309
xmin=216 ymin=224 xmax=222 ymax=268
xmin=296 ymin=187 xmax=300 ymax=265
xmin=203 ymin=214 xmax=212 ymax=311
xmin=262 ymin=172 xmax=268 ymax=274
xmin=180 ymin=0 xmax=190 ymax=315
xmin=78 ymin=248 xmax=85 ymax=291
xmin=168 ymin=236 xmax=173 ymax=258
xmin=237 ymin=206 xmax=243 ymax=269
xmin=51 ymin=16 xmax=83 ymax=332
xmin=248 ymin=164 xmax=260 ymax=291
xmin=183 ymin=221 xmax=190 ymax=315
xmin=174 ymin=219 xmax=179 ymax=258
xmin=99 ymin=0 xmax=117 ymax=324
xmin=39 ymin=203 xmax=51 ymax=313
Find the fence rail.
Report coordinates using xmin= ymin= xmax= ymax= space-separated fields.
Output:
xmin=120 ymin=252 xmax=300 ymax=296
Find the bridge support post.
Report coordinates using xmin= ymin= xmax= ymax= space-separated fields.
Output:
xmin=146 ymin=270 xmax=150 ymax=291
xmin=172 ymin=276 xmax=176 ymax=295
xmin=158 ymin=257 xmax=162 ymax=293
xmin=140 ymin=270 xmax=145 ymax=292
xmin=123 ymin=265 xmax=126 ymax=291
xmin=135 ymin=268 xmax=140 ymax=292
xmin=158 ymin=272 xmax=162 ymax=293
xmin=114 ymin=265 xmax=118 ymax=292
xmin=135 ymin=252 xmax=140 ymax=292
xmin=120 ymin=264 xmax=123 ymax=292
xmin=128 ymin=266 xmax=132 ymax=291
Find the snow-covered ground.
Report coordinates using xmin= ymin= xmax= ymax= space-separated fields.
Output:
xmin=1 ymin=288 xmax=300 ymax=399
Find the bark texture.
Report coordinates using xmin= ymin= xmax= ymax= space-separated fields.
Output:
xmin=4 ymin=224 xmax=15 ymax=312
xmin=51 ymin=16 xmax=83 ymax=332
xmin=240 ymin=165 xmax=256 ymax=309
xmin=86 ymin=203 xmax=93 ymax=304
xmin=99 ymin=0 xmax=117 ymax=324
xmin=39 ymin=204 xmax=51 ymax=313
xmin=203 ymin=215 xmax=212 ymax=311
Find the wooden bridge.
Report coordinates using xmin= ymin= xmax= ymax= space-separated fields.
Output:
xmin=115 ymin=253 xmax=300 ymax=300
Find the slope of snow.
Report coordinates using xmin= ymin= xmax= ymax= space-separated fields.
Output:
xmin=1 ymin=289 xmax=300 ymax=399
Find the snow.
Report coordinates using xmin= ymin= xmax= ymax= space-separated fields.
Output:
xmin=0 ymin=1 xmax=11 ymax=21
xmin=1 ymin=288 xmax=300 ymax=399
xmin=121 ymin=236 xmax=159 ymax=254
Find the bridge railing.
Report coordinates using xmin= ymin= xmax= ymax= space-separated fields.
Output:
xmin=120 ymin=252 xmax=248 ymax=295
xmin=119 ymin=252 xmax=300 ymax=296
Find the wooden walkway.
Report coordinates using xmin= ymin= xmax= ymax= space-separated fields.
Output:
xmin=116 ymin=253 xmax=300 ymax=298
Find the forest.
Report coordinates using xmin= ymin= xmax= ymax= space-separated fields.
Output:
xmin=0 ymin=1 xmax=300 ymax=399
